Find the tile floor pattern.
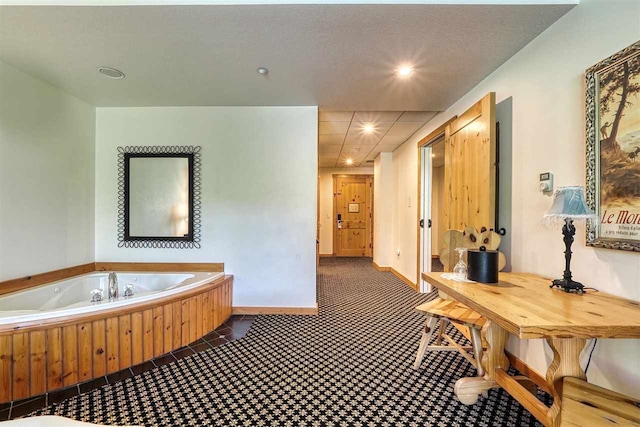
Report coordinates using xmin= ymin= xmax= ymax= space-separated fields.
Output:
xmin=21 ymin=258 xmax=546 ymax=426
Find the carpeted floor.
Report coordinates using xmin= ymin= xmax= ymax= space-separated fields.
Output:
xmin=30 ymin=257 xmax=543 ymax=426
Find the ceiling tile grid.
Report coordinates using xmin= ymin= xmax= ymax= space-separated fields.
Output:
xmin=318 ymin=110 xmax=437 ymax=168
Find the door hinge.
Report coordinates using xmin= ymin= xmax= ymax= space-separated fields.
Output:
xmin=419 ymin=219 xmax=424 ymax=228
xmin=428 ymin=219 xmax=432 ymax=228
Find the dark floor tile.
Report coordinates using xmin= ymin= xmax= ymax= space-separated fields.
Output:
xmin=79 ymin=376 xmax=107 ymax=394
xmin=189 ymin=341 xmax=211 ymax=353
xmin=214 ymin=326 xmax=233 ymax=337
xmin=153 ymin=353 xmax=177 ymax=367
xmin=172 ymin=347 xmax=195 ymax=360
xmin=229 ymin=319 xmax=254 ymax=337
xmin=10 ymin=395 xmax=47 ymax=419
xmin=241 ymin=315 xmax=257 ymax=321
xmin=0 ymin=407 xmax=10 ymax=421
xmin=106 ymin=368 xmax=133 ymax=384
xmin=202 ymin=330 xmax=220 ymax=342
xmin=0 ymin=402 xmax=10 ymax=414
xmin=130 ymin=361 xmax=155 ymax=376
xmin=207 ymin=336 xmax=229 ymax=348
xmin=47 ymin=385 xmax=80 ymax=405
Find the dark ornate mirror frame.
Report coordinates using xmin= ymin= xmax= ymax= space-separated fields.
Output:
xmin=117 ymin=146 xmax=201 ymax=249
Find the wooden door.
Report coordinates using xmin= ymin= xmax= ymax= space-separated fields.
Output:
xmin=333 ymin=175 xmax=373 ymax=257
xmin=443 ymin=93 xmax=497 ymax=266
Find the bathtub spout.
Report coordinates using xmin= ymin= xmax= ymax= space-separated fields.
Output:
xmin=108 ymin=272 xmax=119 ymax=301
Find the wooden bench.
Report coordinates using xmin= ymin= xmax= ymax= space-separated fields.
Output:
xmin=560 ymin=377 xmax=640 ymax=426
xmin=413 ymin=298 xmax=486 ymax=376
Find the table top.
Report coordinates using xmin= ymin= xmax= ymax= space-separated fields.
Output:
xmin=422 ymin=272 xmax=640 ymax=339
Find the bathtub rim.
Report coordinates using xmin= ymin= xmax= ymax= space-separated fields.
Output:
xmin=0 ymin=262 xmax=225 ymax=297
xmin=0 ymin=273 xmax=231 ymax=335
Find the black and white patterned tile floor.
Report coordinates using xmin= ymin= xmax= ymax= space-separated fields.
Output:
xmin=21 ymin=257 xmax=545 ymax=426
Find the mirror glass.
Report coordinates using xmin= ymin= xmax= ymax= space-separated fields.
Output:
xmin=129 ymin=157 xmax=189 ymax=237
xmin=118 ymin=146 xmax=201 ymax=249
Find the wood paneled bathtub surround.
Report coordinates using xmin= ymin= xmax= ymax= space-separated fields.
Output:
xmin=0 ymin=262 xmax=225 ymax=296
xmin=0 ymin=275 xmax=232 ymax=404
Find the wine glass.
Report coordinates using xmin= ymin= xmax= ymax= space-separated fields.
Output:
xmin=453 ymin=248 xmax=468 ymax=281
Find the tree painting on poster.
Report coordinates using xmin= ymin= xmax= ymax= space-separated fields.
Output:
xmin=586 ymin=40 xmax=640 ymax=252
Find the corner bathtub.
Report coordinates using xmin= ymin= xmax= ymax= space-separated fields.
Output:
xmin=0 ymin=270 xmax=233 ymax=404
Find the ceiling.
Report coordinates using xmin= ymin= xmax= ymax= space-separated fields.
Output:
xmin=319 ymin=110 xmax=437 ymax=167
xmin=0 ymin=3 xmax=575 ymax=109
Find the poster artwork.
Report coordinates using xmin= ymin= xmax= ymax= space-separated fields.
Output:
xmin=597 ymin=48 xmax=640 ymax=244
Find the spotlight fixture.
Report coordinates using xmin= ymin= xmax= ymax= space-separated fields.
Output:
xmin=257 ymin=67 xmax=269 ymax=75
xmin=98 ymin=66 xmax=125 ymax=80
xmin=363 ymin=124 xmax=375 ymax=133
xmin=397 ymin=65 xmax=413 ymax=77
xmin=431 ymin=153 xmax=436 ymax=158
xmin=345 ymin=158 xmax=354 ymax=165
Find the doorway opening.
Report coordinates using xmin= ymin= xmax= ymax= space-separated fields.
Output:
xmin=333 ymin=174 xmax=373 ymax=257
xmin=418 ymin=137 xmax=445 ymax=291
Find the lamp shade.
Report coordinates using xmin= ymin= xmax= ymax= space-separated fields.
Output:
xmin=543 ymin=186 xmax=597 ymax=221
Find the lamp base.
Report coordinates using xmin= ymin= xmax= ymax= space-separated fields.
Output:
xmin=550 ymin=278 xmax=585 ymax=294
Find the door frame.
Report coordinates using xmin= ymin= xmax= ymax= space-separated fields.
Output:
xmin=332 ymin=174 xmax=374 ymax=257
xmin=416 ymin=117 xmax=456 ymax=292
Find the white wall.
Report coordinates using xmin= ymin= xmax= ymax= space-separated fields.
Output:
xmin=0 ymin=60 xmax=95 ymax=281
xmin=318 ymin=166 xmax=374 ymax=255
xmin=392 ymin=140 xmax=419 ymax=280
xmin=95 ymin=107 xmax=318 ymax=309
xmin=389 ymin=0 xmax=640 ymax=397
xmin=373 ymin=153 xmax=393 ymax=267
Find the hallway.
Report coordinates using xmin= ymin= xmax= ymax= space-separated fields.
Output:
xmin=31 ymin=258 xmax=542 ymax=426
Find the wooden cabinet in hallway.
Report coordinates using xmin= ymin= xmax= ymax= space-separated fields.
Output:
xmin=333 ymin=175 xmax=373 ymax=257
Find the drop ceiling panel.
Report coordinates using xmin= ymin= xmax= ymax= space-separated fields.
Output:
xmin=341 ymin=145 xmax=367 ymax=155
xmin=352 ymin=111 xmax=403 ymax=122
xmin=319 ymin=158 xmax=338 ymax=168
xmin=378 ymin=134 xmax=411 ymax=145
xmin=319 ymin=134 xmax=345 ymax=145
xmin=319 ymin=111 xmax=354 ymax=122
xmin=344 ymin=134 xmax=381 ymax=145
xmin=386 ymin=121 xmax=425 ymax=136
xmin=319 ymin=121 xmax=350 ymax=135
xmin=398 ymin=111 xmax=438 ymax=122
xmin=319 ymin=144 xmax=343 ymax=156
xmin=347 ymin=121 xmax=394 ymax=135
xmin=377 ymin=143 xmax=401 ymax=152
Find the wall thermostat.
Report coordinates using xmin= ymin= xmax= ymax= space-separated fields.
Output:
xmin=539 ymin=172 xmax=554 ymax=193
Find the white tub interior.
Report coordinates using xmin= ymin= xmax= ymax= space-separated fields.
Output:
xmin=0 ymin=271 xmax=224 ymax=325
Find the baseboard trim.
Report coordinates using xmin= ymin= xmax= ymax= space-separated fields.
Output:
xmin=319 ymin=254 xmax=335 ymax=258
xmin=372 ymin=261 xmax=391 ymax=272
xmin=233 ymin=304 xmax=319 ymax=316
xmin=391 ymin=268 xmax=419 ymax=292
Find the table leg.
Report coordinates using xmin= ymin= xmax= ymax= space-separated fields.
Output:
xmin=455 ymin=321 xmax=508 ymax=404
xmin=545 ymin=338 xmax=587 ymax=427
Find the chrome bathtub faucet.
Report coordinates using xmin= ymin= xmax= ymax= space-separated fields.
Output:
xmin=108 ymin=272 xmax=119 ymax=301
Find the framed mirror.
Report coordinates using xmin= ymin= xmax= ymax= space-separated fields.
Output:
xmin=117 ymin=146 xmax=201 ymax=248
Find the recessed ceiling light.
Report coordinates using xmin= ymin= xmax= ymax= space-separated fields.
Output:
xmin=363 ymin=124 xmax=375 ymax=133
xmin=257 ymin=67 xmax=269 ymax=75
xmin=98 ymin=66 xmax=125 ymax=80
xmin=397 ymin=65 xmax=413 ymax=77
xmin=346 ymin=158 xmax=353 ymax=165
xmin=431 ymin=153 xmax=436 ymax=158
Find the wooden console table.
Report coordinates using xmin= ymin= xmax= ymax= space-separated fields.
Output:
xmin=422 ymin=272 xmax=640 ymax=427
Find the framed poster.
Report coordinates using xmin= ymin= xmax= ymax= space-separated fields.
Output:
xmin=348 ymin=203 xmax=360 ymax=213
xmin=586 ymin=40 xmax=640 ymax=252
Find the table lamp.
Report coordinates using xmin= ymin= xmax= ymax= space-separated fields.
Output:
xmin=543 ymin=186 xmax=597 ymax=294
